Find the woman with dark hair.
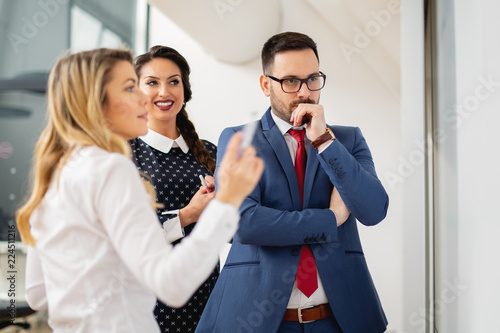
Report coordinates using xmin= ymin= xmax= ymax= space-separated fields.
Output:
xmin=131 ymin=45 xmax=219 ymax=331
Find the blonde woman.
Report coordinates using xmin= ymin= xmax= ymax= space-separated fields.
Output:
xmin=16 ymin=48 xmax=264 ymax=332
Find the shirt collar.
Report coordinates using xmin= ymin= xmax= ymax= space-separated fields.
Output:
xmin=139 ymin=129 xmax=190 ymax=154
xmin=271 ymin=111 xmax=306 ymax=136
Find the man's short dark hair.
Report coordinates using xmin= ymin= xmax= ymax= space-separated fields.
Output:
xmin=261 ymin=32 xmax=319 ymax=74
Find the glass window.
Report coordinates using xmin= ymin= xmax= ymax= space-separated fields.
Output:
xmin=0 ymin=0 xmax=143 ymax=241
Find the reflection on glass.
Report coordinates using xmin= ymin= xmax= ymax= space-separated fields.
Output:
xmin=0 ymin=0 xmax=139 ymax=241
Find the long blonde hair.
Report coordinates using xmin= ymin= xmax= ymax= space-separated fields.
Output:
xmin=16 ymin=48 xmax=157 ymax=245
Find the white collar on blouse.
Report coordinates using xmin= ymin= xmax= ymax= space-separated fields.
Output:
xmin=139 ymin=128 xmax=189 ymax=154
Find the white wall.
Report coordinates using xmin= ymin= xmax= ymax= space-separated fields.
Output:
xmin=148 ymin=0 xmax=403 ymax=331
xmin=400 ymin=1 xmax=427 ymax=332
xmin=434 ymin=0 xmax=500 ymax=331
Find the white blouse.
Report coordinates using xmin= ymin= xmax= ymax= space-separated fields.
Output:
xmin=25 ymin=145 xmax=239 ymax=333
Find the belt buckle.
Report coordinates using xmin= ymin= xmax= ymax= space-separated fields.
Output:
xmin=297 ymin=307 xmax=314 ymax=324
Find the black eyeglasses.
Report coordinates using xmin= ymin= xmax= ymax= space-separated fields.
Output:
xmin=266 ymin=72 xmax=326 ymax=93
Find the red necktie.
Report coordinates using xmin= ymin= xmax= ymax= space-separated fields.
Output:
xmin=288 ymin=129 xmax=318 ymax=298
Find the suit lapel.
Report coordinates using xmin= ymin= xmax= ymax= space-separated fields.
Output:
xmin=303 ymin=142 xmax=320 ymax=208
xmin=261 ymin=109 xmax=302 ymax=210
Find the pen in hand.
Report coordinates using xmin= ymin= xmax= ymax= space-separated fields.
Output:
xmin=199 ymin=174 xmax=213 ymax=193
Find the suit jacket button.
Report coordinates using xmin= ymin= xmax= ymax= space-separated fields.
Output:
xmin=291 ymin=248 xmax=300 ymax=256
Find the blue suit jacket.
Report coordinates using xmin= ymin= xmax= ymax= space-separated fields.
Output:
xmin=196 ymin=108 xmax=389 ymax=333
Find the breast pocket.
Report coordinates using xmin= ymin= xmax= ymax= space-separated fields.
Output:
xmin=345 ymin=250 xmax=364 ymax=256
xmin=224 ymin=261 xmax=260 ymax=269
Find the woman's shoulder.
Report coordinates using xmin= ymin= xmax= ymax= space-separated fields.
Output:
xmin=129 ymin=137 xmax=148 ymax=152
xmin=75 ymin=146 xmax=136 ymax=175
xmin=200 ymin=139 xmax=217 ymax=153
xmin=57 ymin=146 xmax=138 ymax=195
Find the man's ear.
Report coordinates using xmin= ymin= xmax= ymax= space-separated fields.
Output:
xmin=259 ymin=74 xmax=271 ymax=97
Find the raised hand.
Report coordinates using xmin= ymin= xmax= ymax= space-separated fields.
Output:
xmin=179 ymin=185 xmax=216 ymax=227
xmin=216 ymin=132 xmax=265 ymax=208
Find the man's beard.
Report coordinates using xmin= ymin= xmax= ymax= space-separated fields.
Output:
xmin=270 ymin=90 xmax=319 ymax=125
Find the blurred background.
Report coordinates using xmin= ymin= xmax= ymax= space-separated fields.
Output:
xmin=0 ymin=0 xmax=498 ymax=332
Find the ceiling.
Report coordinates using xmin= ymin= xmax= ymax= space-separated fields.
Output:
xmin=148 ymin=0 xmax=400 ymax=99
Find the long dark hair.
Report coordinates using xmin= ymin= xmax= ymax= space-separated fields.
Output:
xmin=134 ymin=45 xmax=215 ymax=173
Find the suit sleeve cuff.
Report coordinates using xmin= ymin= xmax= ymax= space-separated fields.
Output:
xmin=317 ymin=140 xmax=334 ymax=154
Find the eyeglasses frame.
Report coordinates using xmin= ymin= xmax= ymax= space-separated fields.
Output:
xmin=265 ymin=71 xmax=327 ymax=93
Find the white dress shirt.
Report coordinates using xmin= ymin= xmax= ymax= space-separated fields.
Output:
xmin=140 ymin=129 xmax=189 ymax=242
xmin=271 ymin=113 xmax=330 ymax=309
xmin=25 ymin=145 xmax=239 ymax=332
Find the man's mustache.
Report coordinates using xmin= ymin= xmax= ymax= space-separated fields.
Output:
xmin=291 ymin=98 xmax=316 ymax=107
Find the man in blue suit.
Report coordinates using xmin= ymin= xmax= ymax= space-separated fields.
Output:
xmin=196 ymin=32 xmax=389 ymax=333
